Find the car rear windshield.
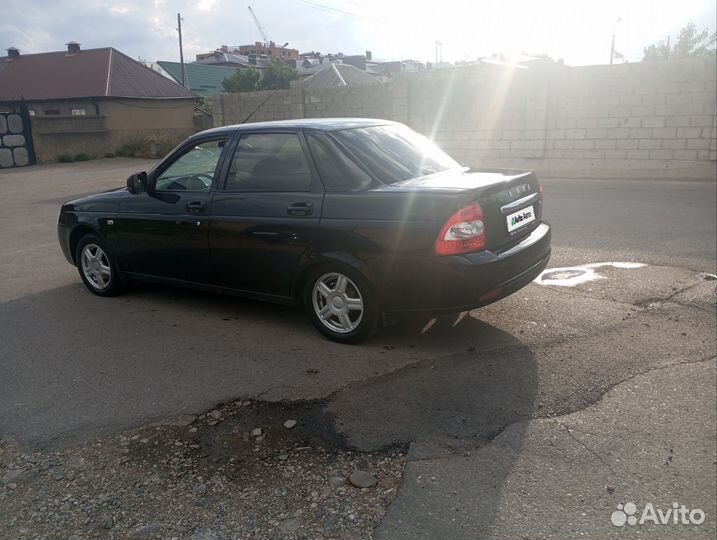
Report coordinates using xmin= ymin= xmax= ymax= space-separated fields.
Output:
xmin=333 ymin=124 xmax=462 ymax=184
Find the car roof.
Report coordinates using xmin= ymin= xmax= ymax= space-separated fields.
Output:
xmin=195 ymin=118 xmax=398 ymax=138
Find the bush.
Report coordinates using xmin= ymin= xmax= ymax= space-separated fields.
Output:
xmin=74 ymin=153 xmax=90 ymax=161
xmin=116 ymin=140 xmax=147 ymax=158
xmin=57 ymin=153 xmax=74 ymax=163
xmin=116 ymin=137 xmax=179 ymax=159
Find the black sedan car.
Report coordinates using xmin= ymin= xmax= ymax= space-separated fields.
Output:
xmin=58 ymin=119 xmax=550 ymax=342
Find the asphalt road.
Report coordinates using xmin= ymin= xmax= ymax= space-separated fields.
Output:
xmin=1 ymin=159 xmax=715 ymax=538
xmin=542 ymin=177 xmax=716 ymax=270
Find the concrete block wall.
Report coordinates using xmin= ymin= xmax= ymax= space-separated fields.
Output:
xmin=537 ymin=60 xmax=716 ymax=179
xmin=213 ymin=59 xmax=717 ymax=180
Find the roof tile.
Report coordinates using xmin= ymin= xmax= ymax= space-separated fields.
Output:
xmin=302 ymin=63 xmax=379 ymax=89
xmin=0 ymin=47 xmax=194 ymax=101
xmin=158 ymin=61 xmax=237 ymax=97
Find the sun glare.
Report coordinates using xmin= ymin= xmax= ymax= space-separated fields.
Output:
xmin=350 ymin=0 xmax=715 ymax=65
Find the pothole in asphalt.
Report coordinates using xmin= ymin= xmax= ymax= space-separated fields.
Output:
xmin=697 ymin=272 xmax=717 ymax=281
xmin=0 ymin=399 xmax=406 ymax=540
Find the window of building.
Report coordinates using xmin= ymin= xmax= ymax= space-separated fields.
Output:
xmin=44 ymin=110 xmax=61 ymax=115
xmin=28 ymin=110 xmax=36 ymax=116
xmin=71 ymin=108 xmax=86 ymax=116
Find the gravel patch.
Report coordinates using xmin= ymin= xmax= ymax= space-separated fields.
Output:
xmin=0 ymin=400 xmax=405 ymax=539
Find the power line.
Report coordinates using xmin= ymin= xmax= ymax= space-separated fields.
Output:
xmin=289 ymin=0 xmax=387 ymax=24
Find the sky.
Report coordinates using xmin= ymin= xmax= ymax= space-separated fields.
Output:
xmin=1 ymin=0 xmax=715 ymax=66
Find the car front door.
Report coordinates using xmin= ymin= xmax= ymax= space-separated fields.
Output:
xmin=115 ymin=136 xmax=231 ymax=283
xmin=209 ymin=130 xmax=324 ymax=299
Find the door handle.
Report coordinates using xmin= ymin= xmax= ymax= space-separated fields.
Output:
xmin=186 ymin=200 xmax=206 ymax=213
xmin=286 ymin=202 xmax=313 ymax=216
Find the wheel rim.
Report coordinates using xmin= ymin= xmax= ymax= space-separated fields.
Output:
xmin=80 ymin=243 xmax=111 ymax=290
xmin=312 ymin=272 xmax=364 ymax=334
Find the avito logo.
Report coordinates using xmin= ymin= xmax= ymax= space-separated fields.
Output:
xmin=611 ymin=502 xmax=706 ymax=527
xmin=511 ymin=209 xmax=533 ymax=227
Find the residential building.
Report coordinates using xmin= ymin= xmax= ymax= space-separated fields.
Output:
xmin=235 ymin=41 xmax=298 ymax=61
xmin=301 ymin=63 xmax=379 ymax=89
xmin=157 ymin=61 xmax=237 ymax=97
xmin=193 ymin=50 xmax=268 ymax=70
xmin=296 ymin=51 xmax=371 ymax=78
xmin=195 ymin=43 xmax=298 ymax=68
xmin=0 ymin=43 xmax=195 ymax=164
xmin=367 ymin=59 xmax=427 ymax=79
xmin=297 ymin=51 xmax=426 ymax=81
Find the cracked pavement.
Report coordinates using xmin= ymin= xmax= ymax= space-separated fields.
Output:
xmin=1 ymin=160 xmax=715 ymax=538
xmin=377 ymin=358 xmax=716 ymax=540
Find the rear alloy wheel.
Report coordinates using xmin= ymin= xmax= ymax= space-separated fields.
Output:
xmin=306 ymin=268 xmax=377 ymax=343
xmin=75 ymin=234 xmax=124 ymax=296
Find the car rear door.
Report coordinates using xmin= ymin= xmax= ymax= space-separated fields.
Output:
xmin=115 ymin=135 xmax=232 ymax=283
xmin=209 ymin=130 xmax=324 ymax=299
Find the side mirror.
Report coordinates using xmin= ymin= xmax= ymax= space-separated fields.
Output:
xmin=126 ymin=171 xmax=148 ymax=194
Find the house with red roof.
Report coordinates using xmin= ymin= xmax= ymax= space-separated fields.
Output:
xmin=0 ymin=43 xmax=196 ymax=165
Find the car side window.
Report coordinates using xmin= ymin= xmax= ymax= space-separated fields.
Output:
xmin=155 ymin=139 xmax=225 ymax=192
xmin=306 ymin=131 xmax=373 ymax=192
xmin=225 ymin=133 xmax=312 ymax=192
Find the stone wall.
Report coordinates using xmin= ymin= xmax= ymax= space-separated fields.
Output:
xmin=0 ymin=111 xmax=32 ymax=168
xmin=213 ymin=59 xmax=717 ymax=180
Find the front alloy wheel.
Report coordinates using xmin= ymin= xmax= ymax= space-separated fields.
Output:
xmin=306 ymin=268 xmax=377 ymax=343
xmin=81 ymin=243 xmax=112 ymax=290
xmin=75 ymin=234 xmax=124 ymax=296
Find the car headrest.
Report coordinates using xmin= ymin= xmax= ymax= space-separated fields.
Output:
xmin=252 ymin=155 xmax=301 ymax=179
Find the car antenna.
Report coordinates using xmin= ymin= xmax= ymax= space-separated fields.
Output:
xmin=241 ymin=90 xmax=278 ymax=124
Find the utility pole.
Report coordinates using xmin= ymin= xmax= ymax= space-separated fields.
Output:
xmin=177 ymin=13 xmax=186 ymax=87
xmin=610 ymin=17 xmax=621 ymax=65
xmin=610 ymin=33 xmax=615 ymax=64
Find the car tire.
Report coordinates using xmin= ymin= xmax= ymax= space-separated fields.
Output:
xmin=75 ymin=233 xmax=125 ymax=297
xmin=304 ymin=265 xmax=378 ymax=343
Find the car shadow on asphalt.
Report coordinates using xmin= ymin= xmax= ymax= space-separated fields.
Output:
xmin=327 ymin=317 xmax=537 ymax=539
xmin=1 ymin=281 xmax=537 ymax=537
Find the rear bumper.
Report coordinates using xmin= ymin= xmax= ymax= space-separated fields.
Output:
xmin=381 ymin=221 xmax=551 ymax=315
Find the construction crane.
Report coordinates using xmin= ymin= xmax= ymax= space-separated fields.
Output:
xmin=248 ymin=6 xmax=271 ymax=46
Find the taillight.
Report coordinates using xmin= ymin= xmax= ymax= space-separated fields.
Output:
xmin=434 ymin=202 xmax=486 ymax=256
xmin=539 ymin=184 xmax=544 ymax=199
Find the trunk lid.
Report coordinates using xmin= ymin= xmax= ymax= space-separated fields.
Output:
xmin=377 ymin=168 xmax=543 ymax=251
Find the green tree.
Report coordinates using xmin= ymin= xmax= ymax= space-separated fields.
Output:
xmin=643 ymin=22 xmax=716 ymax=61
xmin=260 ymin=58 xmax=299 ymax=90
xmin=222 ymin=67 xmax=261 ymax=93
xmin=195 ymin=96 xmax=213 ymax=113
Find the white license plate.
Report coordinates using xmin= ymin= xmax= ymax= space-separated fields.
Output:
xmin=506 ymin=205 xmax=536 ymax=232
